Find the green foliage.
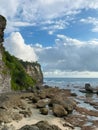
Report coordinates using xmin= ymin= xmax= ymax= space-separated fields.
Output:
xmin=2 ymin=49 xmax=36 ymax=90
xmin=20 ymin=60 xmax=40 ymax=68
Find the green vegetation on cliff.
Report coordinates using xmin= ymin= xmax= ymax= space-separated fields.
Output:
xmin=2 ymin=47 xmax=36 ymax=90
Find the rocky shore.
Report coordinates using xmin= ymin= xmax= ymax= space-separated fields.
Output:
xmin=0 ymin=84 xmax=98 ymax=130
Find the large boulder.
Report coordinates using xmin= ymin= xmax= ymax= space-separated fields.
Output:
xmin=49 ymin=96 xmax=76 ymax=113
xmin=52 ymin=104 xmax=68 ymax=117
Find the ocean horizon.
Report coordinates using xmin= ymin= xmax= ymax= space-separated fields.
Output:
xmin=44 ymin=77 xmax=98 ymax=89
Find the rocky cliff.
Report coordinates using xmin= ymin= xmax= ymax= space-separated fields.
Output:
xmin=0 ymin=15 xmax=11 ymax=92
xmin=20 ymin=61 xmax=43 ymax=85
xmin=0 ymin=15 xmax=43 ymax=92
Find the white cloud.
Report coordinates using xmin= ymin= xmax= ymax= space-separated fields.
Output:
xmin=1 ymin=0 xmax=98 ymax=33
xmin=34 ymin=35 xmax=98 ymax=77
xmin=44 ymin=70 xmax=98 ymax=78
xmin=80 ymin=17 xmax=98 ymax=32
xmin=4 ymin=32 xmax=38 ymax=62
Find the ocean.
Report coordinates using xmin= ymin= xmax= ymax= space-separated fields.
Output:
xmin=44 ymin=77 xmax=98 ymax=89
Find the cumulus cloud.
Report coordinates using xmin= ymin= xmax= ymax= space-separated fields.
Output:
xmin=4 ymin=32 xmax=38 ymax=62
xmin=34 ymin=35 xmax=98 ymax=75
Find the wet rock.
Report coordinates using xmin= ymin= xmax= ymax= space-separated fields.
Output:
xmin=52 ymin=104 xmax=68 ymax=117
xmin=85 ymin=83 xmax=93 ymax=93
xmin=64 ymin=114 xmax=87 ymax=128
xmin=81 ymin=126 xmax=96 ymax=130
xmin=40 ymin=108 xmax=48 ymax=115
xmin=75 ymin=106 xmax=98 ymax=117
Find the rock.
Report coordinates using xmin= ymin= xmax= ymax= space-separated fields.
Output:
xmin=19 ymin=125 xmax=39 ymax=130
xmin=0 ymin=15 xmax=6 ymax=43
xmin=36 ymin=121 xmax=61 ymax=130
xmin=49 ymin=96 xmax=76 ymax=113
xmin=0 ymin=15 xmax=11 ymax=93
xmin=19 ymin=121 xmax=61 ymax=130
xmin=39 ymin=92 xmax=46 ymax=99
xmin=32 ymin=97 xmax=40 ymax=103
xmin=52 ymin=104 xmax=68 ymax=117
xmin=0 ymin=125 xmax=15 ymax=130
xmin=36 ymin=100 xmax=46 ymax=108
xmin=85 ymin=83 xmax=93 ymax=93
xmin=40 ymin=108 xmax=48 ymax=115
xmin=19 ymin=109 xmax=32 ymax=118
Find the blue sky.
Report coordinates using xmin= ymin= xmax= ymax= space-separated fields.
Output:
xmin=1 ymin=0 xmax=98 ymax=77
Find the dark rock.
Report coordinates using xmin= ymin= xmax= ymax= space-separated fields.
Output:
xmin=0 ymin=15 xmax=6 ymax=43
xmin=19 ymin=121 xmax=61 ymax=130
xmin=71 ymin=93 xmax=77 ymax=96
xmin=40 ymin=108 xmax=48 ymax=115
xmin=52 ymin=104 xmax=68 ymax=117
xmin=19 ymin=125 xmax=39 ymax=130
xmin=36 ymin=121 xmax=61 ymax=130
xmin=32 ymin=97 xmax=40 ymax=103
xmin=85 ymin=83 xmax=93 ymax=93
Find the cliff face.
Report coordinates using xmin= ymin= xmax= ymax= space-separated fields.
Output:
xmin=0 ymin=15 xmax=6 ymax=43
xmin=0 ymin=15 xmax=11 ymax=92
xmin=21 ymin=61 xmax=43 ymax=85
xmin=26 ymin=64 xmax=43 ymax=84
xmin=0 ymin=15 xmax=43 ymax=92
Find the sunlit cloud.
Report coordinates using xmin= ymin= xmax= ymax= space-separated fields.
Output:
xmin=4 ymin=32 xmax=38 ymax=62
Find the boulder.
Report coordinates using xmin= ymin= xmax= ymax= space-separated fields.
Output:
xmin=36 ymin=100 xmax=46 ymax=108
xmin=19 ymin=125 xmax=39 ymax=130
xmin=19 ymin=121 xmax=61 ymax=130
xmin=36 ymin=121 xmax=61 ymax=130
xmin=85 ymin=83 xmax=93 ymax=93
xmin=52 ymin=104 xmax=68 ymax=117
xmin=49 ymin=97 xmax=76 ymax=113
xmin=40 ymin=108 xmax=48 ymax=115
xmin=32 ymin=97 xmax=40 ymax=103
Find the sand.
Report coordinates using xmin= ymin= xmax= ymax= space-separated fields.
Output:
xmin=7 ymin=107 xmax=73 ymax=130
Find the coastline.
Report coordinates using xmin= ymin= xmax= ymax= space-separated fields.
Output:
xmin=0 ymin=84 xmax=98 ymax=130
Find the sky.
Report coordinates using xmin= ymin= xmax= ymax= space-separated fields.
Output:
xmin=1 ymin=0 xmax=98 ymax=77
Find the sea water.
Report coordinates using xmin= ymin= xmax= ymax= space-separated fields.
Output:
xmin=44 ymin=77 xmax=98 ymax=89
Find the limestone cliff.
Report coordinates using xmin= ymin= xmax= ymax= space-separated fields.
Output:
xmin=20 ymin=61 xmax=43 ymax=85
xmin=0 ymin=15 xmax=11 ymax=92
xmin=0 ymin=15 xmax=43 ymax=92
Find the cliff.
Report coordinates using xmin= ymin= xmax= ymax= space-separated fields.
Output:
xmin=0 ymin=15 xmax=43 ymax=92
xmin=0 ymin=15 xmax=11 ymax=92
xmin=20 ymin=61 xmax=43 ymax=85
